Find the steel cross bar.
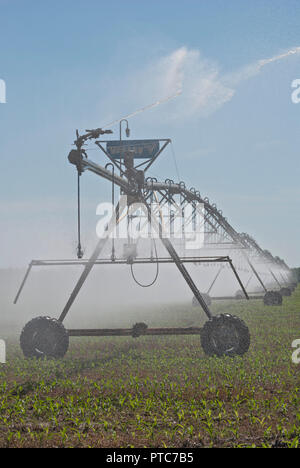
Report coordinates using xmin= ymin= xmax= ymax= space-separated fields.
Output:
xmin=26 ymin=256 xmax=232 ymax=267
xmin=228 ymin=259 xmax=249 ymax=299
xmin=67 ymin=327 xmax=202 ymax=337
xmin=14 ymin=256 xmax=233 ymax=304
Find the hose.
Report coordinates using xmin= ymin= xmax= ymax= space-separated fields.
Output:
xmin=130 ymin=239 xmax=159 ymax=288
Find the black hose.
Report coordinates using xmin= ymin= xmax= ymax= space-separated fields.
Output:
xmin=77 ymin=172 xmax=84 ymax=259
xmin=130 ymin=239 xmax=159 ymax=288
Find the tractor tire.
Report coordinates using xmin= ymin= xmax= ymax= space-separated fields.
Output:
xmin=200 ymin=314 xmax=250 ymax=357
xmin=20 ymin=316 xmax=69 ymax=359
xmin=280 ymin=287 xmax=292 ymax=297
xmin=263 ymin=291 xmax=283 ymax=306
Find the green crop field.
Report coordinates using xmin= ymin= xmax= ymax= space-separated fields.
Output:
xmin=0 ymin=287 xmax=300 ymax=448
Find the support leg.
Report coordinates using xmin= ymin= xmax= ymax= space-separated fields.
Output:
xmin=243 ymin=253 xmax=267 ymax=293
xmin=14 ymin=262 xmax=33 ymax=304
xmin=59 ymin=200 xmax=126 ymax=323
xmin=141 ymin=199 xmax=213 ymax=319
xmin=228 ymin=259 xmax=249 ymax=299
xmin=269 ymin=269 xmax=281 ymax=288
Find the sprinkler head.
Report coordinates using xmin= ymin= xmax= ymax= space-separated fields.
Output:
xmin=77 ymin=245 xmax=84 ymax=259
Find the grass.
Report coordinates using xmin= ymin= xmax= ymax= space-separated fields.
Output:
xmin=0 ymin=287 xmax=300 ymax=447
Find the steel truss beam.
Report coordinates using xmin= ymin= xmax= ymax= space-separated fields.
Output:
xmin=15 ymin=131 xmax=291 ymax=328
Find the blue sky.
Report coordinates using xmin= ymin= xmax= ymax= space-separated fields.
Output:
xmin=0 ymin=0 xmax=300 ymax=267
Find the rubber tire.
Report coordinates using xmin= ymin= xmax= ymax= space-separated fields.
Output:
xmin=200 ymin=314 xmax=250 ymax=357
xmin=20 ymin=316 xmax=69 ymax=359
xmin=280 ymin=287 xmax=292 ymax=297
xmin=263 ymin=291 xmax=283 ymax=306
xmin=192 ymin=293 xmax=211 ymax=307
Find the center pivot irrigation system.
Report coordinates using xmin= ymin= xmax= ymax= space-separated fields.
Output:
xmin=15 ymin=123 xmax=296 ymax=359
